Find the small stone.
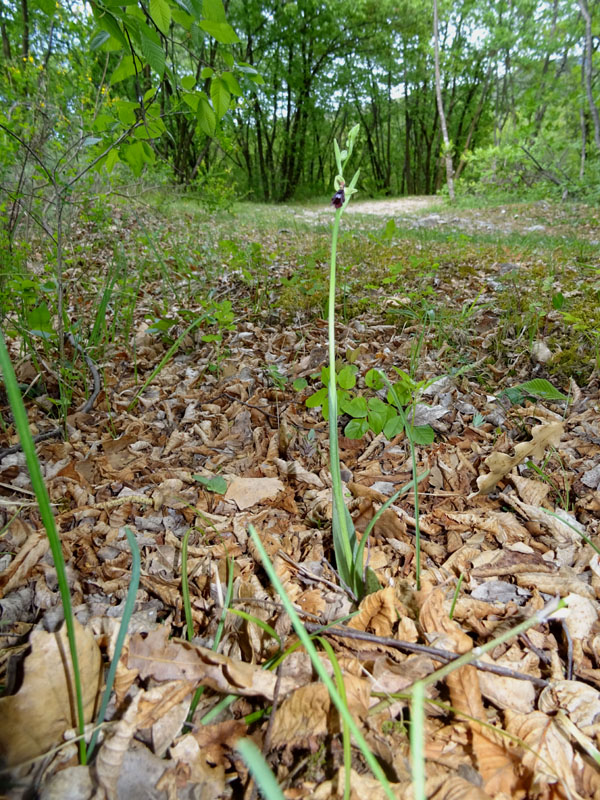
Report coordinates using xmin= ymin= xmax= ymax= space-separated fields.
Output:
xmin=531 ymin=341 xmax=552 ymax=363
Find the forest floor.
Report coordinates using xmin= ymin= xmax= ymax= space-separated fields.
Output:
xmin=1 ymin=193 xmax=600 ymax=800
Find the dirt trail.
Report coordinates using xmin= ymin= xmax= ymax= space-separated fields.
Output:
xmin=298 ymin=195 xmax=438 ymax=222
xmin=343 ymin=196 xmax=438 ymax=215
xmin=296 ymin=195 xmax=600 ymax=242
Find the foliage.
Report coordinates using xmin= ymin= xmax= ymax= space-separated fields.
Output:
xmin=304 ymin=364 xmax=435 ymax=443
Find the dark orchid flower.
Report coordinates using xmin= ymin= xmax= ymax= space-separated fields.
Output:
xmin=331 ymin=188 xmax=345 ymax=209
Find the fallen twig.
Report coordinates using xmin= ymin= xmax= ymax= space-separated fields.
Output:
xmin=305 ymin=623 xmax=549 ymax=687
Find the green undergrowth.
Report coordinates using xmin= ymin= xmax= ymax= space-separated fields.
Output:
xmin=2 ymin=193 xmax=598 ymax=409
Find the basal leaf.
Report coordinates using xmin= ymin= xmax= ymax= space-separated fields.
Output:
xmin=340 ymin=394 xmax=367 ymax=418
xmin=383 ymin=414 xmax=404 ymax=439
xmin=305 ymin=386 xmax=328 ymax=408
xmin=516 ymin=379 xmax=568 ymax=402
xmin=337 ymin=364 xmax=357 ymax=390
xmin=365 ymin=368 xmax=385 ymax=390
xmin=344 ymin=418 xmax=370 ymax=439
xmin=409 ymin=424 xmax=435 ymax=445
xmin=193 ymin=474 xmax=228 ymax=494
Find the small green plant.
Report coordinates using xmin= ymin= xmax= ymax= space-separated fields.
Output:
xmin=248 ymin=524 xmax=397 ymax=800
xmin=304 ymin=364 xmax=435 ymax=443
xmin=324 ymin=126 xmax=369 ymax=600
xmin=496 ymin=377 xmax=568 ymax=407
xmin=526 ymin=451 xmax=570 ymax=510
xmin=265 ymin=363 xmax=287 ymax=390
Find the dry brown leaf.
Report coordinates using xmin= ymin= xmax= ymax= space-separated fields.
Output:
xmin=516 ymin=571 xmax=596 ymax=598
xmin=192 ymin=719 xmax=247 ymax=766
xmin=539 ymin=680 xmax=600 ymax=728
xmin=0 ymin=618 xmax=101 ymax=766
xmin=0 ymin=530 xmax=49 ymax=596
xmin=127 ymin=627 xmax=298 ymax=699
xmin=511 ymin=473 xmax=551 ymax=506
xmin=504 ymin=709 xmax=576 ymax=794
xmin=429 ymin=775 xmax=493 ymax=800
xmin=477 ymin=422 xmax=564 ymax=494
xmin=270 ymin=682 xmax=331 ymax=749
xmin=500 ymin=492 xmax=585 ymax=547
xmin=343 ymin=673 xmax=371 ymax=720
xmin=169 ymin=734 xmax=226 ymax=794
xmin=371 ymin=654 xmax=435 ymax=694
xmin=342 ymin=768 xmax=407 ymax=799
xmin=477 ymin=650 xmax=538 ymax=713
xmin=560 ymin=594 xmax=598 ymax=663
xmin=349 ymin=586 xmax=396 ymax=637
xmin=96 ymin=681 xmax=194 ymax=799
xmin=224 ymin=476 xmax=284 ymax=509
xmin=419 ymin=588 xmax=518 ymax=796
xmin=575 ymin=752 xmax=600 ymax=799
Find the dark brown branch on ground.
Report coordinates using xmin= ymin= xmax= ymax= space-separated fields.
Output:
xmin=305 ymin=623 xmax=550 ymax=688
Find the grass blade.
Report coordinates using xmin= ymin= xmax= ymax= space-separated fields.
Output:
xmin=0 ymin=331 xmax=86 ymax=764
xmin=318 ymin=637 xmax=351 ymax=800
xmin=236 ymin=738 xmax=286 ymax=800
xmin=86 ymin=526 xmax=140 ymax=759
xmin=181 ymin=528 xmax=194 ymax=642
xmin=248 ymin=523 xmax=397 ymax=800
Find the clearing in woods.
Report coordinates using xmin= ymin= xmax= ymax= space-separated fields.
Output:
xmin=0 ymin=194 xmax=599 ymax=798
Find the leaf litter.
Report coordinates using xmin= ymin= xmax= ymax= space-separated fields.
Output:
xmin=1 ymin=198 xmax=600 ymax=799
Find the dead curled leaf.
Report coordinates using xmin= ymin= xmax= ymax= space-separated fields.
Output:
xmin=349 ymin=586 xmax=397 ymax=637
xmin=419 ymin=587 xmax=518 ymax=797
xmin=224 ymin=475 xmax=284 ymax=510
xmin=127 ymin=627 xmax=299 ymax=700
xmin=539 ymin=680 xmax=600 ymax=728
xmin=96 ymin=681 xmax=195 ymax=799
xmin=270 ymin=682 xmax=331 ymax=749
xmin=0 ymin=618 xmax=101 ymax=766
xmin=504 ymin=709 xmax=576 ymax=793
xmin=477 ymin=422 xmax=564 ymax=494
xmin=0 ymin=531 xmax=49 ymax=596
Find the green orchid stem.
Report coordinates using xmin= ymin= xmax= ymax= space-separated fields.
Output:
xmin=328 ymin=206 xmax=354 ymax=575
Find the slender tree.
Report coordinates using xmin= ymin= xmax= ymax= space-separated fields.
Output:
xmin=433 ymin=0 xmax=455 ymax=200
xmin=578 ymin=0 xmax=600 ymax=151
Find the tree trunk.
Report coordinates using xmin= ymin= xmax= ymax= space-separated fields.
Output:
xmin=578 ymin=0 xmax=600 ymax=150
xmin=580 ymin=61 xmax=588 ymax=179
xmin=21 ymin=0 xmax=29 ymax=58
xmin=433 ymin=0 xmax=455 ymax=201
xmin=455 ymin=65 xmax=491 ymax=181
xmin=0 ymin=0 xmax=11 ymax=60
